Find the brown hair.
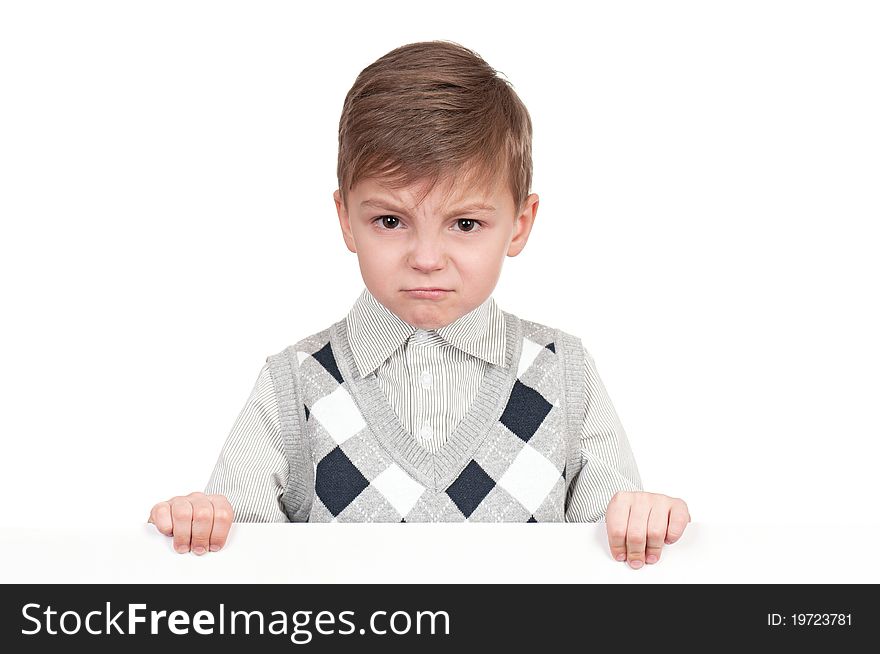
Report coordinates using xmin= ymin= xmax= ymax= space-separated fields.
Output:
xmin=336 ymin=40 xmax=533 ymax=215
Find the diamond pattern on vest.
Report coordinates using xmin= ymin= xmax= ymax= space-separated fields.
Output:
xmin=499 ymin=380 xmax=553 ymax=443
xmin=282 ymin=315 xmax=577 ymax=523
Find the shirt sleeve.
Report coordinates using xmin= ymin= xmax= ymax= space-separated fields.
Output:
xmin=204 ymin=362 xmax=291 ymax=522
xmin=565 ymin=347 xmax=643 ymax=522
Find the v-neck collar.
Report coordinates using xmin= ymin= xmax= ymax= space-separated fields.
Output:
xmin=330 ymin=309 xmax=523 ymax=491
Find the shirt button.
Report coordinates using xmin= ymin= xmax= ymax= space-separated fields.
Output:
xmin=419 ymin=371 xmax=433 ymax=389
xmin=412 ymin=329 xmax=430 ymax=344
xmin=420 ymin=422 xmax=433 ymax=440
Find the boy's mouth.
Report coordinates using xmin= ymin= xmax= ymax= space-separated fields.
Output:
xmin=403 ymin=288 xmax=452 ymax=299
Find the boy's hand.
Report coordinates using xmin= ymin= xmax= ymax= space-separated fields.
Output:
xmin=605 ymin=491 xmax=690 ymax=569
xmin=147 ymin=492 xmax=234 ymax=555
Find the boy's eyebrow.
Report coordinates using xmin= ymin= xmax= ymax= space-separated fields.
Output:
xmin=360 ymin=198 xmax=497 ymax=217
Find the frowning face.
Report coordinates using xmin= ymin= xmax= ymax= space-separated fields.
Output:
xmin=334 ymin=173 xmax=539 ymax=330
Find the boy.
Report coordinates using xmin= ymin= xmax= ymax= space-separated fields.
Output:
xmin=148 ymin=40 xmax=690 ymax=570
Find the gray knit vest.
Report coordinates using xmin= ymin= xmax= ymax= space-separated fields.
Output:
xmin=265 ymin=311 xmax=586 ymax=522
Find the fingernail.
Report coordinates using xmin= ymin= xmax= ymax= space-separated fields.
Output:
xmin=646 ymin=554 xmax=658 ymax=564
xmin=175 ymin=545 xmax=189 ymax=554
xmin=629 ymin=559 xmax=644 ymax=569
xmin=616 ymin=553 xmax=626 ymax=561
xmin=209 ymin=545 xmax=220 ymax=552
xmin=193 ymin=546 xmax=206 ymax=555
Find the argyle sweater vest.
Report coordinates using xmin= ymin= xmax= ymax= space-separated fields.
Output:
xmin=265 ymin=311 xmax=587 ymax=522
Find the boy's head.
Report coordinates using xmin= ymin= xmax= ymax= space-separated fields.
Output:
xmin=333 ymin=41 xmax=539 ymax=331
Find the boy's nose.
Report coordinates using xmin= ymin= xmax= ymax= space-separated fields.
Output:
xmin=407 ymin=235 xmax=446 ymax=272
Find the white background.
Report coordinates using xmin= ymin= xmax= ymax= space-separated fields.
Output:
xmin=1 ymin=1 xmax=877 ymax=536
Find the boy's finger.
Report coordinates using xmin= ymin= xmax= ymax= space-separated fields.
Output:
xmin=208 ymin=495 xmax=234 ymax=552
xmin=625 ymin=494 xmax=651 ymax=569
xmin=645 ymin=504 xmax=669 ymax=564
xmin=170 ymin=498 xmax=193 ymax=554
xmin=604 ymin=492 xmax=631 ymax=562
xmin=150 ymin=502 xmax=174 ymax=536
xmin=189 ymin=496 xmax=215 ymax=556
xmin=665 ymin=501 xmax=691 ymax=544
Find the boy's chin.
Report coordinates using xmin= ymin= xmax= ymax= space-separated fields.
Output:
xmin=399 ymin=306 xmax=457 ymax=331
xmin=405 ymin=316 xmax=449 ymax=331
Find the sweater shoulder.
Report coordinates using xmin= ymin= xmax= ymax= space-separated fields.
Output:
xmin=265 ymin=322 xmax=337 ymax=365
xmin=513 ymin=313 xmax=585 ymax=353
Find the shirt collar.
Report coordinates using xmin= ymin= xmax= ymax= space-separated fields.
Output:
xmin=345 ymin=287 xmax=507 ymax=378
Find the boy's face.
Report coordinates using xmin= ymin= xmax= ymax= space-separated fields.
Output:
xmin=334 ymin=173 xmax=539 ymax=330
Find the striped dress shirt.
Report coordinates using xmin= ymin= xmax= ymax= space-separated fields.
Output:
xmin=206 ymin=288 xmax=643 ymax=522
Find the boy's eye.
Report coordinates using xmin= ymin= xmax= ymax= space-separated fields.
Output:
xmin=375 ymin=215 xmax=401 ymax=229
xmin=454 ymin=218 xmax=480 ymax=233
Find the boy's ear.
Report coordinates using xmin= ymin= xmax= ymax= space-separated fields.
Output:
xmin=334 ymin=188 xmax=357 ymax=254
xmin=507 ymin=193 xmax=539 ymax=257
